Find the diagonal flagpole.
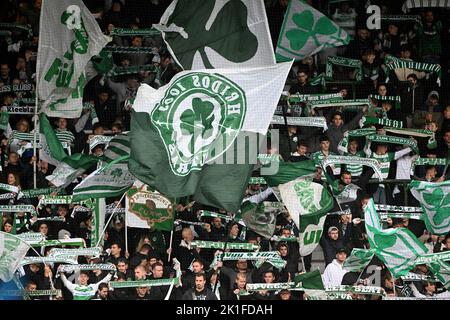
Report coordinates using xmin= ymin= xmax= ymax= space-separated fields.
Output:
xmin=96 ymin=192 xmax=126 ymax=247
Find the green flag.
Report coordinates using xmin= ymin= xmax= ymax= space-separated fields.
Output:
xmin=129 ymin=63 xmax=292 ymax=212
xmin=238 ymin=201 xmax=280 ymax=239
xmin=39 ymin=114 xmax=99 ymax=187
xmin=364 ymin=199 xmax=428 ymax=278
xmin=343 ymin=248 xmax=376 ymax=272
xmin=276 ymin=0 xmax=350 ymax=62
xmin=428 ymin=260 xmax=450 ymax=290
xmin=279 ymin=179 xmax=334 ymax=256
xmin=261 ymin=160 xmax=316 ymax=186
xmin=294 ymin=269 xmax=325 ymax=290
xmin=409 ymin=180 xmax=450 ymax=235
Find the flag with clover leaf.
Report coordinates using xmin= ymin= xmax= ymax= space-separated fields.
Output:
xmin=343 ymin=248 xmax=376 ymax=272
xmin=278 ymin=178 xmax=334 ymax=256
xmin=409 ymin=180 xmax=450 ymax=235
xmin=276 ymin=0 xmax=351 ymax=62
xmin=364 ymin=199 xmax=428 ymax=278
xmin=130 ymin=62 xmax=292 ymax=212
xmin=154 ymin=0 xmax=275 ymax=70
xmin=428 ymin=260 xmax=450 ymax=290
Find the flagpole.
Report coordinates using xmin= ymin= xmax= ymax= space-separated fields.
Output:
xmin=213 ymin=212 xmax=234 ymax=294
xmin=167 ymin=230 xmax=174 ymax=263
xmin=33 ymin=0 xmax=44 ymax=189
xmin=96 ymin=192 xmax=126 ymax=247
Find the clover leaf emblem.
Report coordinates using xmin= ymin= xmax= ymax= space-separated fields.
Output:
xmin=423 ymin=188 xmax=450 ymax=225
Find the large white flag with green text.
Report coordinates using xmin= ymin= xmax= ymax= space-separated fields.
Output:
xmin=0 ymin=232 xmax=29 ymax=282
xmin=38 ymin=0 xmax=110 ymax=117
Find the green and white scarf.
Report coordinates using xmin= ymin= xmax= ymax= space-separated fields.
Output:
xmin=369 ymin=94 xmax=401 ymax=109
xmin=0 ymin=193 xmax=15 ymax=200
xmin=376 ymin=204 xmax=423 ymax=220
xmin=58 ymin=264 xmax=116 ymax=273
xmin=411 ymin=157 xmax=447 ymax=175
xmin=108 ymin=64 xmax=157 ymax=77
xmin=384 ymin=55 xmax=441 ymax=86
xmin=49 ymin=247 xmax=102 ymax=258
xmin=110 ymin=28 xmax=160 ymax=37
xmin=109 ymin=278 xmax=180 ymax=288
xmin=20 ymin=256 xmax=78 ymax=266
xmin=1 ymin=289 xmax=62 ymax=297
xmin=415 ymin=251 xmax=450 ymax=265
xmin=325 ymin=285 xmax=386 ymax=297
xmin=174 ymin=220 xmax=208 ymax=227
xmin=385 ymin=128 xmax=436 ymax=149
xmin=245 ymin=282 xmax=295 ymax=292
xmin=321 ymin=155 xmax=383 ymax=181
xmin=271 ymin=115 xmax=328 ymax=131
xmin=0 ymin=205 xmax=37 ymax=215
xmin=16 ymin=232 xmax=45 ymax=243
xmin=248 ymin=177 xmax=267 ymax=185
xmin=401 ymin=273 xmax=438 ymax=282
xmin=28 ymin=238 xmax=85 ymax=248
xmin=199 ymin=211 xmax=233 ymax=222
xmin=89 ymin=135 xmax=113 ymax=152
xmin=218 ymin=251 xmax=286 ymax=269
xmin=270 ymin=235 xmax=298 ymax=242
xmin=282 ymin=92 xmax=343 ymax=103
xmin=366 ymin=134 xmax=418 ymax=153
xmin=191 ymin=240 xmax=259 ymax=251
xmin=362 ymin=117 xmax=403 ymax=128
xmin=0 ymin=184 xmax=19 ymax=194
xmin=326 ymin=56 xmax=363 ymax=81
xmin=37 ymin=195 xmax=93 ymax=208
xmin=18 ymin=187 xmax=62 ymax=199
xmin=309 ymin=99 xmax=370 ymax=110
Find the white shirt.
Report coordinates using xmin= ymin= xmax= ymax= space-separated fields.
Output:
xmin=322 ymin=259 xmax=348 ymax=287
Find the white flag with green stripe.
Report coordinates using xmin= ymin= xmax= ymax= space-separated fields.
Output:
xmin=409 ymin=180 xmax=450 ymax=235
xmin=73 ymin=133 xmax=134 ymax=201
xmin=364 ymin=199 xmax=428 ymax=278
xmin=0 ymin=232 xmax=29 ymax=282
xmin=276 ymin=0 xmax=350 ymax=61
xmin=343 ymin=248 xmax=375 ymax=272
xmin=279 ymin=178 xmax=334 ymax=256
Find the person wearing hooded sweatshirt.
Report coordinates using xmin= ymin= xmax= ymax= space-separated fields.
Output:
xmin=413 ymin=90 xmax=443 ymax=129
xmin=320 ymin=226 xmax=345 ymax=266
xmin=322 ymin=248 xmax=349 ymax=287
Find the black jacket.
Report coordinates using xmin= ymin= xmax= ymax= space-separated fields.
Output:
xmin=181 ymin=287 xmax=217 ymax=300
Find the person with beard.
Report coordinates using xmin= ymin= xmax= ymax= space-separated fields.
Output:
xmin=181 ymin=273 xmax=217 ymax=300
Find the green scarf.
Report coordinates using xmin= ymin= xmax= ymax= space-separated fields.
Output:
xmin=384 ymin=55 xmax=441 ymax=86
xmin=326 ymin=56 xmax=363 ymax=81
xmin=369 ymin=94 xmax=401 ymax=110
xmin=363 ymin=117 xmax=403 ymax=128
xmin=191 ymin=240 xmax=259 ymax=251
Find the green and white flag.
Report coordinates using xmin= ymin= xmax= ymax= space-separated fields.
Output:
xmin=72 ymin=163 xmax=134 ymax=201
xmin=428 ymin=260 xmax=450 ymax=290
xmin=343 ymin=248 xmax=376 ymax=272
xmin=39 ymin=114 xmax=98 ymax=187
xmin=276 ymin=0 xmax=350 ymax=61
xmin=364 ymin=199 xmax=428 ymax=278
xmin=294 ymin=269 xmax=325 ymax=290
xmin=130 ymin=62 xmax=292 ymax=212
xmin=238 ymin=201 xmax=282 ymax=239
xmin=125 ymin=184 xmax=174 ymax=231
xmin=278 ymin=179 xmax=334 ymax=256
xmin=262 ymin=160 xmax=317 ymax=186
xmin=37 ymin=0 xmax=110 ymax=117
xmin=409 ymin=180 xmax=450 ymax=235
xmin=0 ymin=232 xmax=29 ymax=282
xmin=155 ymin=0 xmax=275 ymax=70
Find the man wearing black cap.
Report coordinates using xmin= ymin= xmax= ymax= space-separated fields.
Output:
xmin=322 ymin=248 xmax=349 ymax=287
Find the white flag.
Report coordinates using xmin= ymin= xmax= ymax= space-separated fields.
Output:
xmin=0 ymin=232 xmax=29 ymax=282
xmin=37 ymin=0 xmax=110 ymax=118
xmin=154 ymin=0 xmax=275 ymax=70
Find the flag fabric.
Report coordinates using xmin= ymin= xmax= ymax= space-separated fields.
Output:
xmin=278 ymin=178 xmax=334 ymax=256
xmin=261 ymin=160 xmax=317 ymax=186
xmin=409 ymin=180 xmax=450 ymax=235
xmin=154 ymin=0 xmax=275 ymax=70
xmin=294 ymin=269 xmax=325 ymax=290
xmin=0 ymin=232 xmax=29 ymax=282
xmin=275 ymin=0 xmax=350 ymax=62
xmin=238 ymin=201 xmax=281 ymax=239
xmin=129 ymin=62 xmax=292 ymax=212
xmin=72 ymin=134 xmax=134 ymax=201
xmin=90 ymin=198 xmax=105 ymax=247
xmin=364 ymin=199 xmax=428 ymax=278
xmin=343 ymin=248 xmax=376 ymax=272
xmin=37 ymin=0 xmax=110 ymax=118
xmin=39 ymin=114 xmax=98 ymax=187
xmin=125 ymin=184 xmax=175 ymax=231
xmin=428 ymin=260 xmax=450 ymax=290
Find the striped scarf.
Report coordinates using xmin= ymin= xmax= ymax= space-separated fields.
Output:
xmin=384 ymin=55 xmax=441 ymax=85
